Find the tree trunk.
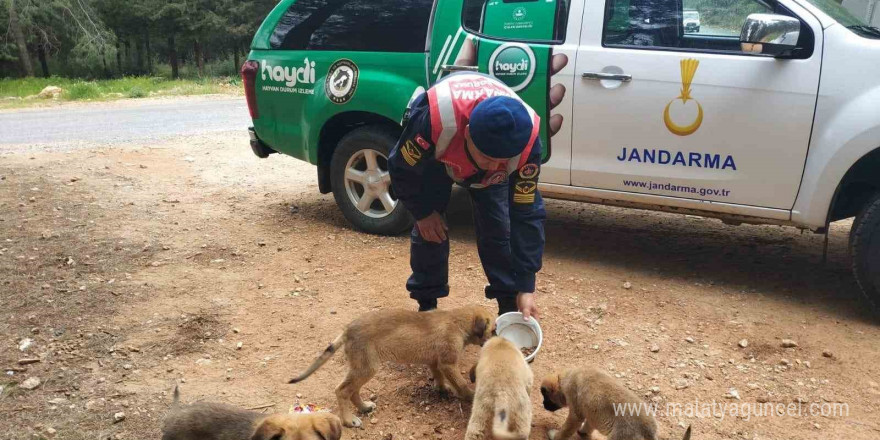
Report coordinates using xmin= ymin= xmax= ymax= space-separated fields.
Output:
xmin=6 ymin=0 xmax=34 ymax=77
xmin=193 ymin=40 xmax=204 ymax=77
xmin=116 ymin=40 xmax=122 ymax=75
xmin=37 ymin=43 xmax=49 ymax=78
xmin=37 ymin=28 xmax=49 ymax=78
xmin=234 ymin=47 xmax=240 ymax=75
xmin=102 ymin=50 xmax=109 ymax=78
xmin=168 ymin=35 xmax=179 ymax=79
xmin=136 ymin=37 xmax=144 ymax=74
xmin=125 ymin=39 xmax=133 ymax=74
xmin=145 ymin=30 xmax=152 ymax=73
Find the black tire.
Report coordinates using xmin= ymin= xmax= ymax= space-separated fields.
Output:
xmin=851 ymin=192 xmax=880 ymax=312
xmin=330 ymin=126 xmax=413 ymax=235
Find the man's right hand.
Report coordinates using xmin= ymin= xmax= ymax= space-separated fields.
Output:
xmin=417 ymin=212 xmax=448 ymax=243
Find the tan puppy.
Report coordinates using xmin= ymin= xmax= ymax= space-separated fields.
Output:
xmin=465 ymin=337 xmax=533 ymax=440
xmin=289 ymin=305 xmax=496 ymax=427
xmin=162 ymin=386 xmax=343 ymax=440
xmin=540 ymin=368 xmax=691 ymax=440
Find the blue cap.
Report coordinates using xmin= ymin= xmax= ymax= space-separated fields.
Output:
xmin=468 ymin=96 xmax=533 ymax=159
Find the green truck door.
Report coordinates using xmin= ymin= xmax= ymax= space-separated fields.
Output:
xmin=427 ymin=0 xmax=572 ymax=162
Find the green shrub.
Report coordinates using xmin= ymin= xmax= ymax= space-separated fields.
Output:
xmin=127 ymin=86 xmax=147 ymax=98
xmin=66 ymin=82 xmax=102 ymax=100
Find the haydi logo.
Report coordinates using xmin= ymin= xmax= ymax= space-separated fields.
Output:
xmin=494 ymin=58 xmax=529 ymax=75
xmin=261 ymin=59 xmax=316 ymax=87
xmin=488 ymin=43 xmax=536 ymax=92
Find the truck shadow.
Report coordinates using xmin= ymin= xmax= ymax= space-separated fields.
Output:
xmin=443 ymin=192 xmax=872 ymax=323
xmin=291 ymin=189 xmax=871 ymax=323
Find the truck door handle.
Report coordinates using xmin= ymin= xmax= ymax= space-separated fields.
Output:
xmin=582 ymin=72 xmax=632 ymax=82
xmin=441 ymin=64 xmax=479 ymax=73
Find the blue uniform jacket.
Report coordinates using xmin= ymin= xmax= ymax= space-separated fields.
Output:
xmin=388 ymin=92 xmax=546 ymax=293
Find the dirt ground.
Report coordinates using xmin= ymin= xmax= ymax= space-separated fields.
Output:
xmin=1 ymin=122 xmax=879 ymax=440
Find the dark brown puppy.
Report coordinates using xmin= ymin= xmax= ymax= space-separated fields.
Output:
xmin=540 ymin=368 xmax=691 ymax=440
xmin=162 ymin=386 xmax=343 ymax=440
xmin=289 ymin=306 xmax=496 ymax=427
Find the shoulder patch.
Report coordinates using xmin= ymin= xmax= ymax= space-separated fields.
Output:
xmin=414 ymin=134 xmax=431 ymax=150
xmin=513 ymin=180 xmax=537 ymax=204
xmin=486 ymin=171 xmax=508 ymax=186
xmin=401 ymin=140 xmax=423 ymax=166
xmin=519 ymin=163 xmax=539 ymax=179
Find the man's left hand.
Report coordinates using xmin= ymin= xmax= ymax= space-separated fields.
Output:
xmin=517 ymin=293 xmax=539 ymax=321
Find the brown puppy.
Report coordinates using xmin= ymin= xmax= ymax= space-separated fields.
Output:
xmin=289 ymin=305 xmax=496 ymax=427
xmin=162 ymin=386 xmax=343 ymax=440
xmin=540 ymin=368 xmax=691 ymax=440
xmin=465 ymin=337 xmax=533 ymax=440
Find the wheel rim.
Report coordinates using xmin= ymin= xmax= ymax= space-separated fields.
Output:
xmin=343 ymin=149 xmax=398 ymax=219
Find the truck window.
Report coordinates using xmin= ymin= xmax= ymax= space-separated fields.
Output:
xmin=270 ymin=0 xmax=434 ymax=52
xmin=682 ymin=0 xmax=769 ymax=37
xmin=603 ymin=0 xmax=782 ymax=52
xmin=462 ymin=0 xmax=570 ymax=43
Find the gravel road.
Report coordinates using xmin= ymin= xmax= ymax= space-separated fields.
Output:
xmin=0 ymin=96 xmax=248 ymax=150
xmin=1 ymin=96 xmax=877 ymax=440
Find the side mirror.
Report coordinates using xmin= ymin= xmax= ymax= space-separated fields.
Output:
xmin=740 ymin=13 xmax=801 ymax=57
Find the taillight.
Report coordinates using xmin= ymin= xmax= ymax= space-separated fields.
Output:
xmin=241 ymin=60 xmax=260 ymax=119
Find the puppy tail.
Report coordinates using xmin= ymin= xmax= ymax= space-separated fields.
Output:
xmin=491 ymin=398 xmax=529 ymax=440
xmin=172 ymin=384 xmax=180 ymax=405
xmin=681 ymin=425 xmax=692 ymax=440
xmin=288 ymin=334 xmax=344 ymax=384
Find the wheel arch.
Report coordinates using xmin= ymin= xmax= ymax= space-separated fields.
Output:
xmin=792 ymin=88 xmax=880 ymax=229
xmin=829 ymin=145 xmax=880 ymax=223
xmin=316 ymin=112 xmax=402 ymax=194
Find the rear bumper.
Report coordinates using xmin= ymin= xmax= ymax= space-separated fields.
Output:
xmin=248 ymin=127 xmax=277 ymax=159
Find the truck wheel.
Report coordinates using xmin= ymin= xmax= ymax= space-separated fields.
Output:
xmin=851 ymin=192 xmax=880 ymax=312
xmin=330 ymin=126 xmax=413 ymax=235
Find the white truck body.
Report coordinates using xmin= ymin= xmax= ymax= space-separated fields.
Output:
xmin=535 ymin=0 xmax=880 ymax=231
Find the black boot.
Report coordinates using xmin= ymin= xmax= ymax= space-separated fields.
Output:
xmin=418 ymin=298 xmax=438 ymax=312
xmin=497 ymin=297 xmax=518 ymax=316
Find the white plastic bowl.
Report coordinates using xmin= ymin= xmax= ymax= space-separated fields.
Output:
xmin=495 ymin=312 xmax=543 ymax=363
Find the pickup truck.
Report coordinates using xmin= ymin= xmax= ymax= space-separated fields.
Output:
xmin=242 ymin=0 xmax=880 ymax=311
xmin=684 ymin=9 xmax=701 ymax=33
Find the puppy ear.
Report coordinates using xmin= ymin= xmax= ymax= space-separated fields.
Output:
xmin=317 ymin=414 xmax=343 ymax=440
xmin=553 ymin=374 xmax=567 ymax=405
xmin=468 ymin=364 xmax=477 ymax=384
xmin=541 ymin=373 xmax=561 ymax=397
xmin=251 ymin=420 xmax=285 ymax=440
xmin=472 ymin=316 xmax=488 ymax=339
